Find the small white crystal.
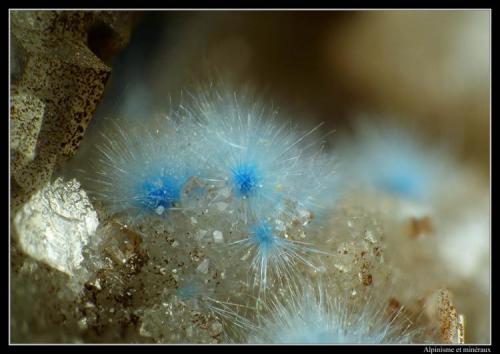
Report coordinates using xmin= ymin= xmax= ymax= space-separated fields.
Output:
xmin=219 ymin=187 xmax=231 ymax=198
xmin=209 ymin=321 xmax=223 ymax=336
xmin=195 ymin=229 xmax=208 ymax=241
xmin=215 ymin=202 xmax=228 ymax=211
xmin=275 ymin=219 xmax=286 ymax=231
xmin=78 ymin=317 xmax=88 ymax=330
xmin=139 ymin=322 xmax=152 ymax=338
xmin=213 ymin=230 xmax=224 ymax=243
xmin=334 ymin=264 xmax=347 ymax=272
xmin=298 ymin=208 xmax=312 ymax=225
xmin=241 ymin=249 xmax=252 ymax=261
xmin=298 ymin=208 xmax=310 ymax=217
xmin=314 ymin=266 xmax=326 ymax=273
xmin=364 ymin=230 xmax=377 ymax=244
xmin=155 ymin=206 xmax=165 ymax=215
xmin=186 ymin=325 xmax=194 ymax=337
xmin=196 ymin=259 xmax=209 ymax=274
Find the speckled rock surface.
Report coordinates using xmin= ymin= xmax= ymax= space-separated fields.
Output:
xmin=10 ymin=10 xmax=136 ymax=198
xmin=10 ymin=10 xmax=138 ymax=343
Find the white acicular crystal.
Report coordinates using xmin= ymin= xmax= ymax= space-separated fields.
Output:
xmin=13 ymin=178 xmax=99 ymax=276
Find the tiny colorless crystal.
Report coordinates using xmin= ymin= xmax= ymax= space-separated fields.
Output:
xmin=196 ymin=259 xmax=209 ymax=274
xmin=213 ymin=230 xmax=224 ymax=243
xmin=195 ymin=229 xmax=208 ymax=241
xmin=215 ymin=202 xmax=228 ymax=211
